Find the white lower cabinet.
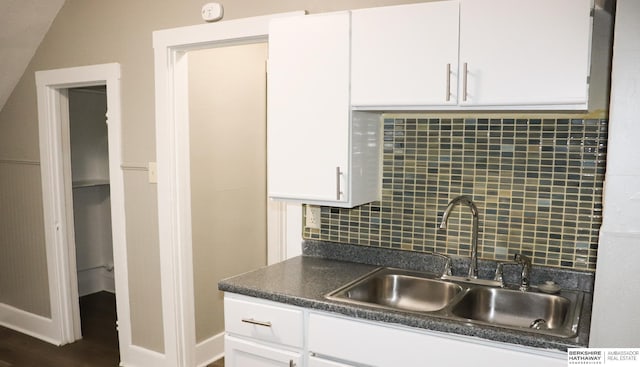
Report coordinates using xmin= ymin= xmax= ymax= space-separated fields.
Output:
xmin=224 ymin=294 xmax=567 ymax=367
xmin=308 ymin=313 xmax=566 ymax=367
xmin=224 ymin=294 xmax=304 ymax=367
xmin=225 ymin=336 xmax=301 ymax=367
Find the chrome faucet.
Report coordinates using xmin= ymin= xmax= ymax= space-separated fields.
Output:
xmin=439 ymin=196 xmax=479 ymax=279
xmin=493 ymin=253 xmax=532 ymax=291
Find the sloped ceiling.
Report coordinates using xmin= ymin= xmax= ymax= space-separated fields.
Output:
xmin=0 ymin=0 xmax=65 ymax=112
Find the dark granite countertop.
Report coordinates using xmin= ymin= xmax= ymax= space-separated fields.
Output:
xmin=218 ymin=240 xmax=593 ymax=352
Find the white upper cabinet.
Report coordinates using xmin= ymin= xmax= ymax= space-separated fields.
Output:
xmin=351 ymin=0 xmax=593 ymax=110
xmin=351 ymin=2 xmax=460 ymax=107
xmin=266 ymin=0 xmax=593 ymax=206
xmin=267 ymin=12 xmax=380 ymax=207
xmin=268 ymin=12 xmax=350 ymax=205
xmin=459 ymin=0 xmax=593 ymax=108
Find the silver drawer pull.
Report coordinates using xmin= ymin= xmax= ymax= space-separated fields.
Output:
xmin=289 ymin=360 xmax=295 ymax=367
xmin=241 ymin=318 xmax=272 ymax=327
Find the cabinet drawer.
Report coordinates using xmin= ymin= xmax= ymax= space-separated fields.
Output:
xmin=225 ymin=335 xmax=302 ymax=367
xmin=224 ymin=295 xmax=303 ymax=348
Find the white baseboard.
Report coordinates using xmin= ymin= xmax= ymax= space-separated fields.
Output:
xmin=196 ymin=332 xmax=225 ymax=367
xmin=119 ymin=331 xmax=223 ymax=367
xmin=0 ymin=302 xmax=62 ymax=345
xmin=120 ymin=344 xmax=167 ymax=367
xmin=78 ymin=267 xmax=116 ymax=296
xmin=103 ymin=270 xmax=116 ymax=294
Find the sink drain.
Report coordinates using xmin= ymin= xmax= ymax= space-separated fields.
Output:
xmin=530 ymin=318 xmax=547 ymax=329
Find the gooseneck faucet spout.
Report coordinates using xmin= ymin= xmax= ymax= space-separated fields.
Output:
xmin=439 ymin=196 xmax=479 ymax=279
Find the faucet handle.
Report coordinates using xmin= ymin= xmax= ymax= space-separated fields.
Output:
xmin=442 ymin=257 xmax=453 ymax=277
xmin=514 ymin=253 xmax=531 ymax=265
xmin=493 ymin=261 xmax=518 ymax=287
xmin=432 ymin=253 xmax=453 ymax=277
xmin=493 ymin=263 xmax=504 ymax=286
xmin=514 ymin=253 xmax=532 ymax=291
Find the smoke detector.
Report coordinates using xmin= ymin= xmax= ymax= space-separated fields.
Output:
xmin=202 ymin=3 xmax=224 ymax=22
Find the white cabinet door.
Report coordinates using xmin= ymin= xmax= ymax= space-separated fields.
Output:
xmin=351 ymin=2 xmax=460 ymax=107
xmin=309 ymin=356 xmax=356 ymax=367
xmin=309 ymin=312 xmax=566 ymax=367
xmin=267 ymin=12 xmax=351 ymax=204
xmin=268 ymin=13 xmax=380 ymax=208
xmin=459 ymin=0 xmax=592 ymax=108
xmin=225 ymin=335 xmax=301 ymax=367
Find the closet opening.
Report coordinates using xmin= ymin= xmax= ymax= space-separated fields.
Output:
xmin=67 ymin=85 xmax=119 ymax=361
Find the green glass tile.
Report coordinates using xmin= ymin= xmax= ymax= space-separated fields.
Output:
xmin=305 ymin=116 xmax=607 ymax=272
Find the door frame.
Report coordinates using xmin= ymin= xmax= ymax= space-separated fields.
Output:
xmin=153 ymin=11 xmax=304 ymax=367
xmin=35 ymin=63 xmax=136 ymax=359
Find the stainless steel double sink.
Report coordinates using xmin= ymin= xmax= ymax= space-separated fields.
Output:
xmin=326 ymin=267 xmax=584 ymax=338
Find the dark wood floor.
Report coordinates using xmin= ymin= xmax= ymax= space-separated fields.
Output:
xmin=0 ymin=291 xmax=120 ymax=366
xmin=0 ymin=292 xmax=224 ymax=366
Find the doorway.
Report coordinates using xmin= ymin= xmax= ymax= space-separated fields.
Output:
xmin=35 ymin=63 xmax=135 ymax=363
xmin=152 ymin=12 xmax=305 ymax=366
xmin=187 ymin=43 xmax=268 ymax=349
xmin=68 ymin=86 xmax=114 ymax=297
xmin=66 ymin=86 xmax=118 ymax=357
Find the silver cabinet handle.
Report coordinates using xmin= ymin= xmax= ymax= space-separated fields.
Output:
xmin=289 ymin=360 xmax=295 ymax=367
xmin=241 ymin=318 xmax=272 ymax=327
xmin=336 ymin=166 xmax=342 ymax=200
xmin=446 ymin=63 xmax=451 ymax=102
xmin=462 ymin=62 xmax=468 ymax=102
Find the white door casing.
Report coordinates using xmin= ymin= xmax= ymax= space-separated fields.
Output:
xmin=35 ymin=63 xmax=151 ymax=364
xmin=153 ymin=11 xmax=305 ymax=367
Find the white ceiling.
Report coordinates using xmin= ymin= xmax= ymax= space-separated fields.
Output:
xmin=0 ymin=0 xmax=65 ymax=112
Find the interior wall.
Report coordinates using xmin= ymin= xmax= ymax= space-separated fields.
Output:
xmin=188 ymin=43 xmax=269 ymax=343
xmin=590 ymin=0 xmax=640 ymax=347
xmin=69 ymin=88 xmax=109 ymax=183
xmin=0 ymin=0 xmax=460 ymax=354
xmin=122 ymin=169 xmax=163 ymax=351
xmin=0 ymin=161 xmax=49 ymax=316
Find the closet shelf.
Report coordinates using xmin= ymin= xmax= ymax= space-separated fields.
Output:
xmin=72 ymin=179 xmax=110 ymax=189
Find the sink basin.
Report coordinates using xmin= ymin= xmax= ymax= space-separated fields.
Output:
xmin=326 ymin=267 xmax=584 ymax=339
xmin=450 ymin=286 xmax=583 ymax=337
xmin=327 ymin=268 xmax=463 ymax=312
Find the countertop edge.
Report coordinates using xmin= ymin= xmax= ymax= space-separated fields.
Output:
xmin=219 ymin=240 xmax=594 ymax=352
xmin=219 ymin=280 xmax=588 ymax=352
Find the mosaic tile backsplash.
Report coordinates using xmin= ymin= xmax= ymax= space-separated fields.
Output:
xmin=304 ymin=117 xmax=608 ymax=271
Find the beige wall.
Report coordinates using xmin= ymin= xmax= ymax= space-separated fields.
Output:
xmin=188 ymin=43 xmax=269 ymax=343
xmin=0 ymin=0 xmax=433 ymax=354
